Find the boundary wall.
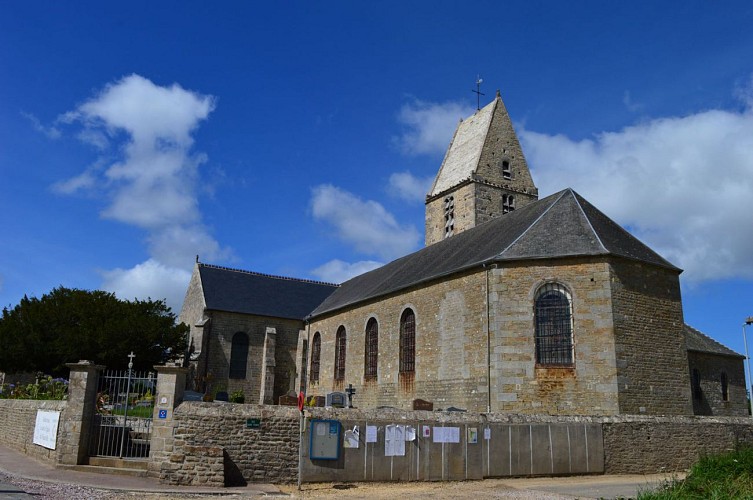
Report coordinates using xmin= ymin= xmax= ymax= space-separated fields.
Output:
xmin=158 ymin=404 xmax=753 ymax=486
xmin=0 ymin=399 xmax=68 ymax=464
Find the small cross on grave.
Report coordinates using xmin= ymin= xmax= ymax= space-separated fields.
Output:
xmin=345 ymin=384 xmax=356 ymax=408
xmin=127 ymin=351 xmax=135 ymax=370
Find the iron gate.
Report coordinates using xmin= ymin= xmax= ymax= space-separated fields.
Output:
xmin=89 ymin=369 xmax=155 ymax=458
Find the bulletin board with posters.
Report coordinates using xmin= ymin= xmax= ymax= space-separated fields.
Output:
xmin=309 ymin=419 xmax=341 ymax=460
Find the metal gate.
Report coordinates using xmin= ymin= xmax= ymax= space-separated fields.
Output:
xmin=90 ymin=369 xmax=155 ymax=458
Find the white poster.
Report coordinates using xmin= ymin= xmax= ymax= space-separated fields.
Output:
xmin=344 ymin=426 xmax=360 ymax=448
xmin=405 ymin=426 xmax=416 ymax=441
xmin=385 ymin=424 xmax=406 ymax=456
xmin=33 ymin=410 xmax=60 ymax=450
xmin=432 ymin=426 xmax=461 ymax=443
xmin=365 ymin=425 xmax=378 ymax=443
xmin=484 ymin=427 xmax=491 ymax=440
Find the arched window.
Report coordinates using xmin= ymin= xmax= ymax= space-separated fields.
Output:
xmin=400 ymin=309 xmax=416 ymax=374
xmin=534 ymin=283 xmax=573 ymax=366
xmin=334 ymin=326 xmax=347 ymax=381
xmin=502 ymin=194 xmax=515 ymax=214
xmin=364 ymin=318 xmax=378 ymax=380
xmin=299 ymin=339 xmax=308 ymax=392
xmin=502 ymin=160 xmax=511 ymax=179
xmin=692 ymin=368 xmax=702 ymax=400
xmin=721 ymin=372 xmax=729 ymax=401
xmin=309 ymin=333 xmax=321 ymax=384
xmin=229 ymin=332 xmax=249 ymax=379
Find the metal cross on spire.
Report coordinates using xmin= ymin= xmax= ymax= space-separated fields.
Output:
xmin=472 ymin=75 xmax=485 ymax=110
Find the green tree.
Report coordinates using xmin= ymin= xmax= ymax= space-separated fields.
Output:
xmin=0 ymin=287 xmax=188 ymax=375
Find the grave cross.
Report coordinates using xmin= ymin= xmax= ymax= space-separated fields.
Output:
xmin=127 ymin=351 xmax=135 ymax=370
xmin=345 ymin=383 xmax=356 ymax=408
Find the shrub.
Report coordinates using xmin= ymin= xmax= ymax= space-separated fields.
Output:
xmin=0 ymin=375 xmax=68 ymax=400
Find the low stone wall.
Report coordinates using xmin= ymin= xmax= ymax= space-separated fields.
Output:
xmin=159 ymin=402 xmax=299 ymax=486
xmin=603 ymin=415 xmax=753 ymax=473
xmin=0 ymin=399 xmax=68 ymax=464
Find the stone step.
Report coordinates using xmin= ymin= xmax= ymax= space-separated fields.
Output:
xmin=57 ymin=457 xmax=150 ymax=477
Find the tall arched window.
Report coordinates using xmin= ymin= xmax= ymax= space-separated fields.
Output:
xmin=721 ymin=372 xmax=729 ymax=401
xmin=334 ymin=326 xmax=347 ymax=381
xmin=299 ymin=339 xmax=308 ymax=392
xmin=229 ymin=332 xmax=249 ymax=379
xmin=534 ymin=283 xmax=573 ymax=366
xmin=400 ymin=309 xmax=416 ymax=374
xmin=309 ymin=333 xmax=321 ymax=384
xmin=692 ymin=368 xmax=702 ymax=400
xmin=364 ymin=318 xmax=378 ymax=380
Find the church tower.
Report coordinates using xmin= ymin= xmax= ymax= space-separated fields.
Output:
xmin=425 ymin=91 xmax=538 ymax=245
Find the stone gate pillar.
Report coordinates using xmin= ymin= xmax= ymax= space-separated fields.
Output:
xmin=259 ymin=327 xmax=276 ymax=405
xmin=59 ymin=360 xmax=104 ymax=465
xmin=148 ymin=364 xmax=188 ymax=479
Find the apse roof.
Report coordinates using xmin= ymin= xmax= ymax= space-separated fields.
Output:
xmin=684 ymin=324 xmax=743 ymax=358
xmin=309 ymin=188 xmax=680 ymax=318
xmin=198 ymin=264 xmax=338 ymax=320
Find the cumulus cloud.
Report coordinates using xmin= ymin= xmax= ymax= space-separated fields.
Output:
xmin=100 ymin=259 xmax=192 ymax=311
xmin=394 ymin=99 xmax=474 ymax=156
xmin=57 ymin=74 xmax=228 ymax=310
xmin=311 ymin=184 xmax=421 ymax=260
xmin=310 ymin=259 xmax=383 ymax=284
xmin=388 ymin=171 xmax=434 ymax=202
xmin=520 ymin=94 xmax=753 ymax=282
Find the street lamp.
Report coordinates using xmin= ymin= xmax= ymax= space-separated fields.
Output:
xmin=743 ymin=318 xmax=753 ymax=418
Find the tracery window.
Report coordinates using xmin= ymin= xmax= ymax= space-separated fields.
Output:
xmin=229 ymin=332 xmax=249 ymax=379
xmin=309 ymin=332 xmax=321 ymax=384
xmin=364 ymin=318 xmax=378 ymax=380
xmin=334 ymin=326 xmax=347 ymax=381
xmin=444 ymin=196 xmax=455 ymax=238
xmin=534 ymin=283 xmax=573 ymax=366
xmin=399 ymin=309 xmax=416 ymax=374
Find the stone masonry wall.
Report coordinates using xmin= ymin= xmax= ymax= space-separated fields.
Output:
xmin=688 ymin=352 xmax=747 ymax=417
xmin=489 ymin=260 xmax=620 ymax=415
xmin=205 ymin=311 xmax=303 ymax=403
xmin=425 ymin=182 xmax=475 ymax=246
xmin=0 ymin=399 xmax=67 ymax=463
xmin=609 ymin=260 xmax=693 ymax=415
xmin=161 ymin=402 xmax=299 ymax=486
xmin=306 ymin=269 xmax=489 ymax=412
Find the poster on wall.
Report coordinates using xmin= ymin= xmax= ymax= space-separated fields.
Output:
xmin=32 ymin=410 xmax=60 ymax=450
xmin=385 ymin=424 xmax=406 ymax=456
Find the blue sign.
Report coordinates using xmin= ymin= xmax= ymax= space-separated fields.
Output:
xmin=158 ymin=409 xmax=168 ymax=419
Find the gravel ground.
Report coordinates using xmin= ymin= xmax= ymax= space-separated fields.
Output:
xmin=0 ymin=472 xmax=573 ymax=499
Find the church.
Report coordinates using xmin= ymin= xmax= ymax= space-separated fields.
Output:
xmin=179 ymin=92 xmax=746 ymax=417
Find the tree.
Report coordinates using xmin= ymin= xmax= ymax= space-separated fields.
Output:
xmin=0 ymin=287 xmax=188 ymax=375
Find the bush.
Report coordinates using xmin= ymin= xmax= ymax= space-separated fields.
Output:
xmin=0 ymin=375 xmax=68 ymax=400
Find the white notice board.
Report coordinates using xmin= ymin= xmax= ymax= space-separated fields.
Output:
xmin=33 ymin=410 xmax=60 ymax=450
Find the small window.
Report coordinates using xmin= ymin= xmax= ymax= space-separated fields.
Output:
xmin=364 ymin=318 xmax=378 ymax=380
xmin=692 ymin=368 xmax=702 ymax=400
xmin=721 ymin=372 xmax=729 ymax=401
xmin=502 ymin=194 xmax=515 ymax=214
xmin=229 ymin=332 xmax=249 ymax=379
xmin=400 ymin=309 xmax=416 ymax=374
xmin=444 ymin=196 xmax=455 ymax=238
xmin=502 ymin=160 xmax=511 ymax=179
xmin=534 ymin=283 xmax=573 ymax=366
xmin=334 ymin=326 xmax=347 ymax=381
xmin=310 ymin=333 xmax=321 ymax=384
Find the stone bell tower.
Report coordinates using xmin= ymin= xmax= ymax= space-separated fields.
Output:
xmin=425 ymin=91 xmax=538 ymax=246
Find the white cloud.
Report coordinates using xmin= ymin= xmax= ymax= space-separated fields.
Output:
xmin=310 ymin=259 xmax=383 ymax=284
xmin=100 ymin=259 xmax=192 ymax=312
xmin=57 ymin=74 xmax=228 ymax=310
xmin=21 ymin=111 xmax=61 ymax=139
xmin=311 ymin=184 xmax=421 ymax=260
xmin=388 ymin=171 xmax=433 ymax=202
xmin=395 ymin=99 xmax=474 ymax=156
xmin=520 ymin=96 xmax=753 ymax=282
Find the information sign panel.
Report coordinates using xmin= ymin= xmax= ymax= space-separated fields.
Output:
xmin=309 ymin=419 xmax=341 ymax=460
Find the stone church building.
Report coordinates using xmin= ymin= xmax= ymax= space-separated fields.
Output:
xmin=179 ymin=92 xmax=746 ymax=416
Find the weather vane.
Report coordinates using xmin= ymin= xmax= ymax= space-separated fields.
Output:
xmin=472 ymin=75 xmax=485 ymax=110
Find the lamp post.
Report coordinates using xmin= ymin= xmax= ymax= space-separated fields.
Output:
xmin=743 ymin=318 xmax=753 ymax=418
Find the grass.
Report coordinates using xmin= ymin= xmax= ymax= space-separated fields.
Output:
xmin=111 ymin=405 xmax=154 ymax=418
xmin=638 ymin=447 xmax=753 ymax=499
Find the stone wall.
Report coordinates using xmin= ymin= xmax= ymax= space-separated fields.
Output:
xmin=306 ymin=269 xmax=489 ymax=412
xmin=0 ymin=399 xmax=67 ymax=463
xmin=158 ymin=404 xmax=753 ymax=486
xmin=159 ymin=402 xmax=300 ymax=486
xmin=688 ymin=352 xmax=748 ymax=416
xmin=425 ymin=182 xmax=475 ymax=246
xmin=610 ymin=260 xmax=693 ymax=415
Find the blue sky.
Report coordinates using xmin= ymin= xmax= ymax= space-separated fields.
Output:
xmin=2 ymin=2 xmax=753 ymax=365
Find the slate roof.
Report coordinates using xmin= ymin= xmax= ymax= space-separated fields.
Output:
xmin=429 ymin=99 xmax=496 ymax=196
xmin=309 ymin=188 xmax=680 ymax=318
xmin=684 ymin=324 xmax=744 ymax=358
xmin=198 ymin=264 xmax=338 ymax=320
